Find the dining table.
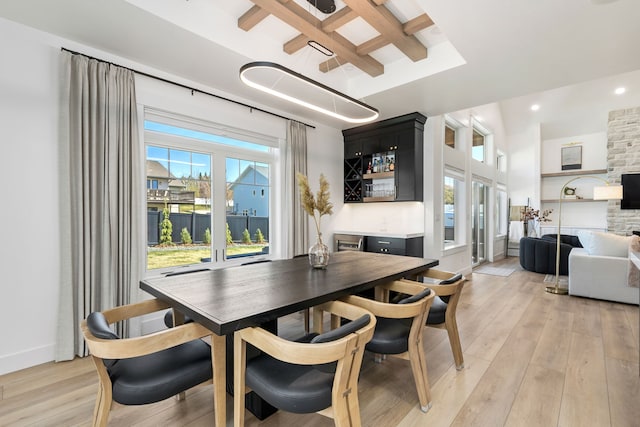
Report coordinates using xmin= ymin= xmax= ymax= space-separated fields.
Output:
xmin=140 ymin=250 xmax=439 ymax=426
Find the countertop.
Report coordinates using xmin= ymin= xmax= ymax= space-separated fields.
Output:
xmin=334 ymin=230 xmax=424 ymax=239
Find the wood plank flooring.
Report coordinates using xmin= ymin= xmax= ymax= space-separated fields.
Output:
xmin=1 ymin=257 xmax=638 ymax=426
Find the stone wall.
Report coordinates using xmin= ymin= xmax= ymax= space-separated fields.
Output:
xmin=607 ymin=107 xmax=640 ymax=235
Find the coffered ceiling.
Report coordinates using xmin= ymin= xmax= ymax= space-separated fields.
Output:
xmin=1 ymin=0 xmax=640 ymax=137
xmin=238 ymin=0 xmax=433 ymax=77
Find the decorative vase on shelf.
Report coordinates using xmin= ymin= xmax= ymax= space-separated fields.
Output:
xmin=528 ymin=220 xmax=538 ymax=237
xmin=309 ymin=234 xmax=330 ymax=269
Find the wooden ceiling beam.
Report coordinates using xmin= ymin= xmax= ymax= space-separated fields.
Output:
xmin=283 ymin=34 xmax=310 ymax=54
xmin=357 ymin=35 xmax=387 ymax=56
xmin=248 ymin=0 xmax=383 ymax=77
xmin=342 ymin=0 xmax=427 ymax=62
xmin=403 ymin=13 xmax=434 ymax=36
xmin=319 ymin=56 xmax=348 ymax=73
xmin=286 ymin=12 xmax=433 ymax=56
xmin=238 ymin=5 xmax=270 ymax=31
xmin=284 ymin=7 xmax=357 ymax=55
xmin=322 ymin=6 xmax=358 ymax=32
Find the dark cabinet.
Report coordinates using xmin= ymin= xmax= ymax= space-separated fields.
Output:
xmin=365 ymin=236 xmax=423 ymax=258
xmin=342 ymin=112 xmax=426 ymax=203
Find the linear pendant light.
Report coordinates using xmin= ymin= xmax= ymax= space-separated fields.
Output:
xmin=239 ymin=61 xmax=379 ymax=124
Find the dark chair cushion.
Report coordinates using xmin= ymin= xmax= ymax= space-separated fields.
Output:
xmin=426 ymin=296 xmax=447 ymax=325
xmin=109 ymin=339 xmax=212 ymax=405
xmin=519 ymin=237 xmax=574 ymax=275
xmin=246 ymin=354 xmax=335 ymax=414
xmin=163 ymin=310 xmax=193 ymax=328
xmin=86 ymin=312 xmax=120 ymax=368
xmin=439 ymin=273 xmax=463 ymax=285
xmin=310 ymin=314 xmax=370 ymax=343
xmin=87 ymin=312 xmax=120 ymax=340
xmin=365 ymin=317 xmax=411 ymax=354
xmin=246 ymin=314 xmax=370 ymax=413
xmin=397 ymin=288 xmax=431 ymax=305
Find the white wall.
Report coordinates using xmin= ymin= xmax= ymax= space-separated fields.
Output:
xmin=508 ymin=125 xmax=541 ymax=208
xmin=0 ymin=18 xmax=64 ymax=375
xmin=540 ymin=132 xmax=609 ymax=230
xmin=540 ymin=132 xmax=607 ymax=174
xmin=0 ymin=17 xmax=343 ymax=375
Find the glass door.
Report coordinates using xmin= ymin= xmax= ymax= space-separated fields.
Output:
xmin=472 ymin=181 xmax=487 ymax=266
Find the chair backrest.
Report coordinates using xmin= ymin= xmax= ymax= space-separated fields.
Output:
xmin=410 ymin=270 xmax=466 ymax=324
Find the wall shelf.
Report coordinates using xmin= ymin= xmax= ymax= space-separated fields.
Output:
xmin=541 ymin=198 xmax=608 ymax=203
xmin=541 ymin=169 xmax=607 ymax=178
xmin=363 ymin=171 xmax=394 ymax=180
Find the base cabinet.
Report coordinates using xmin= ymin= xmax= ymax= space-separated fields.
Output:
xmin=365 ymin=236 xmax=423 ymax=258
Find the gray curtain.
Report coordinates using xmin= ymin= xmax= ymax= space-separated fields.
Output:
xmin=286 ymin=120 xmax=309 ymax=256
xmin=56 ymin=53 xmax=142 ymax=360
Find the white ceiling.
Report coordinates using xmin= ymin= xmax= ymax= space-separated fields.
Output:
xmin=1 ymin=0 xmax=640 ymax=138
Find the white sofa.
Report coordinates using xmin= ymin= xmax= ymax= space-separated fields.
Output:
xmin=568 ymin=231 xmax=639 ymax=305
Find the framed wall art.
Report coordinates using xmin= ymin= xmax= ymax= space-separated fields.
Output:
xmin=561 ymin=145 xmax=582 ymax=170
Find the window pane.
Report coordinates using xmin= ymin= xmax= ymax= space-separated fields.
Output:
xmin=146 ymin=146 xmax=212 ymax=270
xmin=472 ymin=129 xmax=485 ymax=162
xmin=444 ymin=176 xmax=456 ymax=245
xmin=226 ymin=158 xmax=270 ymax=258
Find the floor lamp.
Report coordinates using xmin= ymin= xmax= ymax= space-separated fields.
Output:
xmin=545 ymin=176 xmax=623 ymax=295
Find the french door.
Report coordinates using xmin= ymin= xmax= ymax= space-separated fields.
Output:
xmin=472 ymin=180 xmax=487 ymax=266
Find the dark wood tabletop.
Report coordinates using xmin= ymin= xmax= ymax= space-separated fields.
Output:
xmin=140 ymin=251 xmax=438 ymax=335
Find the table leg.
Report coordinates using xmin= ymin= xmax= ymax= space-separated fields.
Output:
xmin=226 ymin=320 xmax=278 ymax=420
xmin=211 ymin=334 xmax=226 ymax=427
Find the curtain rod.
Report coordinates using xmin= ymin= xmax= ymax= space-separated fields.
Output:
xmin=60 ymin=47 xmax=316 ymax=129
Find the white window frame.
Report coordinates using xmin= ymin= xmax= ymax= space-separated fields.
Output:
xmin=143 ymin=110 xmax=278 ymax=275
xmin=443 ymin=168 xmax=466 ymax=250
xmin=444 ymin=115 xmax=464 ymax=150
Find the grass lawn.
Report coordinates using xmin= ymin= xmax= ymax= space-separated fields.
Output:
xmin=147 ymin=244 xmax=267 ymax=270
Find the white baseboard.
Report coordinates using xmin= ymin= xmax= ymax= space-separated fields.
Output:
xmin=0 ymin=344 xmax=55 ymax=376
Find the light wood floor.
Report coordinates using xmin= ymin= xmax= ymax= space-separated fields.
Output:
xmin=1 ymin=257 xmax=638 ymax=427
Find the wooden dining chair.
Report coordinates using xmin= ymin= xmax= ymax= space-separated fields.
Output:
xmin=342 ymin=280 xmax=435 ymax=412
xmin=410 ymin=269 xmax=466 ymax=370
xmin=234 ymin=300 xmax=376 ymax=427
xmin=81 ymin=299 xmax=223 ymax=427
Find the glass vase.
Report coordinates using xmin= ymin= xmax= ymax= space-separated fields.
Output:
xmin=309 ymin=236 xmax=330 ymax=269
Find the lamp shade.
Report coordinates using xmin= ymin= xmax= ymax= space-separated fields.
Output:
xmin=593 ymin=185 xmax=623 ymax=200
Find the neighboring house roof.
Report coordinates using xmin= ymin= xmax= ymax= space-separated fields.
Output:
xmin=146 ymin=160 xmax=174 ymax=180
xmin=228 ymin=164 xmax=268 ymax=190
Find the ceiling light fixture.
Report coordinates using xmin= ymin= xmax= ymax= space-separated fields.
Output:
xmin=531 ymin=104 xmax=540 ymax=111
xmin=614 ymin=87 xmax=626 ymax=95
xmin=239 ymin=62 xmax=379 ymax=124
xmin=308 ymin=40 xmax=334 ymax=57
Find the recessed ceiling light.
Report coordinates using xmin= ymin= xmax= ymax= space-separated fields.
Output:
xmin=530 ymin=104 xmax=540 ymax=111
xmin=614 ymin=87 xmax=626 ymax=95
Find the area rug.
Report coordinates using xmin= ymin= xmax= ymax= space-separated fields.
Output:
xmin=474 ymin=266 xmax=515 ymax=277
xmin=543 ymin=274 xmax=568 ymax=285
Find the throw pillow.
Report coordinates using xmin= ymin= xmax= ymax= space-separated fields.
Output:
xmin=587 ymin=232 xmax=630 ymax=257
xmin=629 ymin=235 xmax=640 ymax=288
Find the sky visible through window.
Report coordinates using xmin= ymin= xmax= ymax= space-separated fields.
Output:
xmin=145 ymin=121 xmax=270 ymax=155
